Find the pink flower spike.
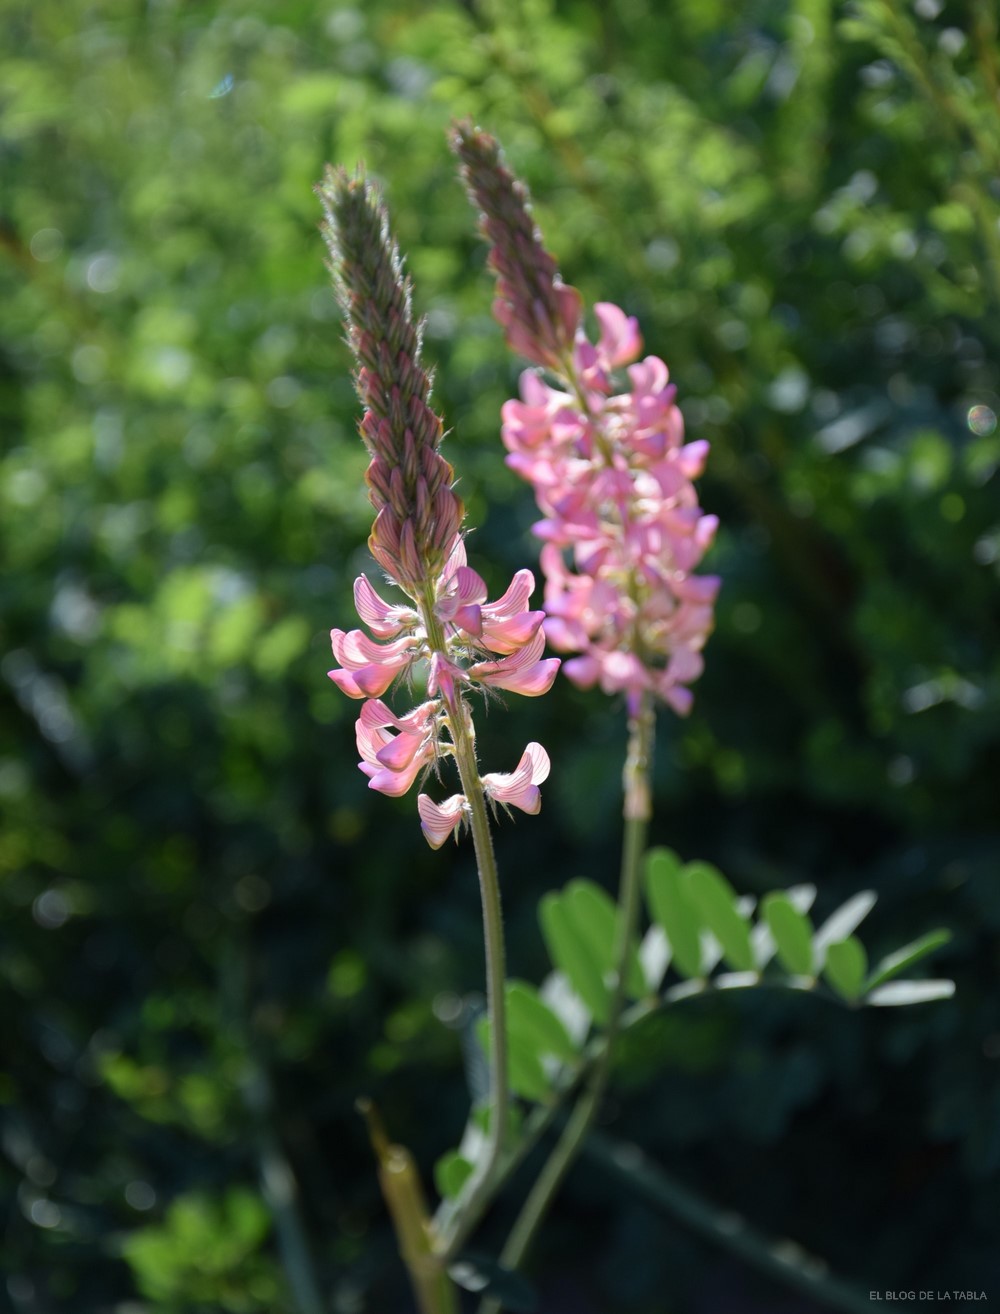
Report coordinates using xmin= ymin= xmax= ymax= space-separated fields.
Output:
xmin=353 ymin=576 xmax=417 ymax=639
xmin=418 ymin=793 xmax=467 ymax=849
xmin=481 ymin=742 xmax=551 ymax=815
xmin=594 ymin=302 xmax=642 ymax=369
xmin=467 ymin=630 xmax=561 ymax=697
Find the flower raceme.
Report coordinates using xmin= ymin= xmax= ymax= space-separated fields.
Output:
xmin=451 ymin=122 xmax=719 ymax=717
xmin=317 ymin=166 xmax=559 ymax=848
xmin=315 ymin=166 xmax=557 ymax=840
xmin=501 ymin=306 xmax=720 ymax=716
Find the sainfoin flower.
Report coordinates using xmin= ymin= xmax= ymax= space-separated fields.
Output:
xmin=418 ymin=743 xmax=551 ymax=849
xmin=451 ymin=122 xmax=719 ymax=717
xmin=327 ymin=544 xmax=558 ymax=827
xmin=316 ymin=165 xmax=558 ymax=845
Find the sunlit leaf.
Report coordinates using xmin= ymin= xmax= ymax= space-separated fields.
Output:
xmin=866 ymin=980 xmax=956 ymax=1006
xmin=538 ymin=891 xmax=609 ymax=1024
xmin=762 ymin=892 xmax=814 ymax=977
xmin=684 ymin=861 xmax=756 ymax=973
xmin=644 ymin=849 xmax=703 ymax=978
xmin=813 ymin=892 xmax=877 ymax=967
xmin=823 ymin=936 xmax=868 ymax=1001
xmin=434 ymin=1151 xmax=473 ymax=1200
xmin=566 ymin=879 xmax=646 ymax=999
xmin=477 ymin=1016 xmax=549 ymax=1102
xmin=865 ymin=930 xmax=952 ymax=991
xmin=505 ymin=980 xmax=578 ymax=1063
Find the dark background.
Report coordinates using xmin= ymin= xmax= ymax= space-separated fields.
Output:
xmin=2 ymin=1 xmax=998 ymax=1310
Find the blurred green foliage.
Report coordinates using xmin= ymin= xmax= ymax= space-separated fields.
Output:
xmin=1 ymin=0 xmax=998 ymax=1310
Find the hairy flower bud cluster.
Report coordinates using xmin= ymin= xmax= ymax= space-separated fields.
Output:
xmin=317 ymin=166 xmax=558 ymax=846
xmin=503 ymin=306 xmax=720 ymax=715
xmin=317 ymin=167 xmax=463 ymax=588
xmin=450 ymin=125 xmax=719 ymax=716
xmin=450 ymin=120 xmax=582 ymax=374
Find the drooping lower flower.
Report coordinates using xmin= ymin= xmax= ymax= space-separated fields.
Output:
xmin=317 ymin=167 xmax=558 ymax=845
xmin=417 ymin=741 xmax=550 ymax=849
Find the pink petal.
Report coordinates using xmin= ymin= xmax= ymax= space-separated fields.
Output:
xmin=480 ymin=610 xmax=544 ymax=655
xmin=467 ymin=631 xmax=560 ymax=696
xmin=561 ymin=655 xmax=601 ymax=688
xmin=678 ymin=440 xmax=709 ymax=478
xmin=367 ymin=753 xmax=429 ymax=797
xmin=417 ymin=793 xmax=467 ymax=849
xmin=327 ymin=668 xmax=367 ymax=699
xmin=351 ymin=663 xmax=403 ymax=697
xmin=453 ymin=603 xmax=483 ymax=637
xmin=486 ymin=656 xmax=561 ymax=696
xmin=353 ymin=576 xmax=416 ymax=639
xmin=481 ymin=742 xmax=551 ymax=815
xmin=594 ymin=302 xmax=642 ymax=369
xmin=481 ymin=569 xmax=536 ymax=622
xmin=331 ymin=627 xmax=416 ymax=669
xmin=627 ymin=355 xmax=669 ymax=396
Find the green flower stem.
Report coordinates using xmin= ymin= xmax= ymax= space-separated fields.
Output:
xmin=422 ymin=600 xmax=509 ymax=1262
xmin=478 ymin=695 xmax=655 ymax=1313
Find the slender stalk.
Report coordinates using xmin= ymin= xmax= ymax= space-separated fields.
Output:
xmin=421 ymin=601 xmax=510 ymax=1261
xmin=478 ymin=696 xmax=655 ymax=1313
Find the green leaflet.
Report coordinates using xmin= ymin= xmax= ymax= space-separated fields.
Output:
xmin=434 ymin=1151 xmax=473 ymax=1201
xmin=644 ymin=848 xmax=704 ymax=978
xmin=823 ymin=936 xmax=868 ymax=1001
xmin=684 ymin=861 xmax=756 ymax=973
xmin=565 ymin=879 xmax=647 ymax=1000
xmin=539 ymin=890 xmax=609 ymax=1024
xmin=476 ymin=1015 xmax=549 ymax=1102
xmin=762 ymin=892 xmax=815 ymax=977
xmin=864 ymin=930 xmax=952 ymax=992
xmin=505 ymin=980 xmax=578 ymax=1064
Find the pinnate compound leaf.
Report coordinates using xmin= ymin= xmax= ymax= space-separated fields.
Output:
xmin=684 ymin=861 xmax=756 ymax=972
xmin=864 ymin=930 xmax=952 ymax=992
xmin=566 ymin=879 xmax=646 ymax=999
xmin=505 ymin=980 xmax=578 ymax=1063
xmin=762 ymin=892 xmax=815 ymax=977
xmin=866 ymin=980 xmax=956 ymax=1006
xmin=449 ymin=1253 xmax=538 ymax=1311
xmin=539 ymin=891 xmax=609 ymax=1024
xmin=434 ymin=1151 xmax=473 ymax=1200
xmin=823 ymin=936 xmax=868 ymax=1000
xmin=644 ymin=848 xmax=703 ymax=978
